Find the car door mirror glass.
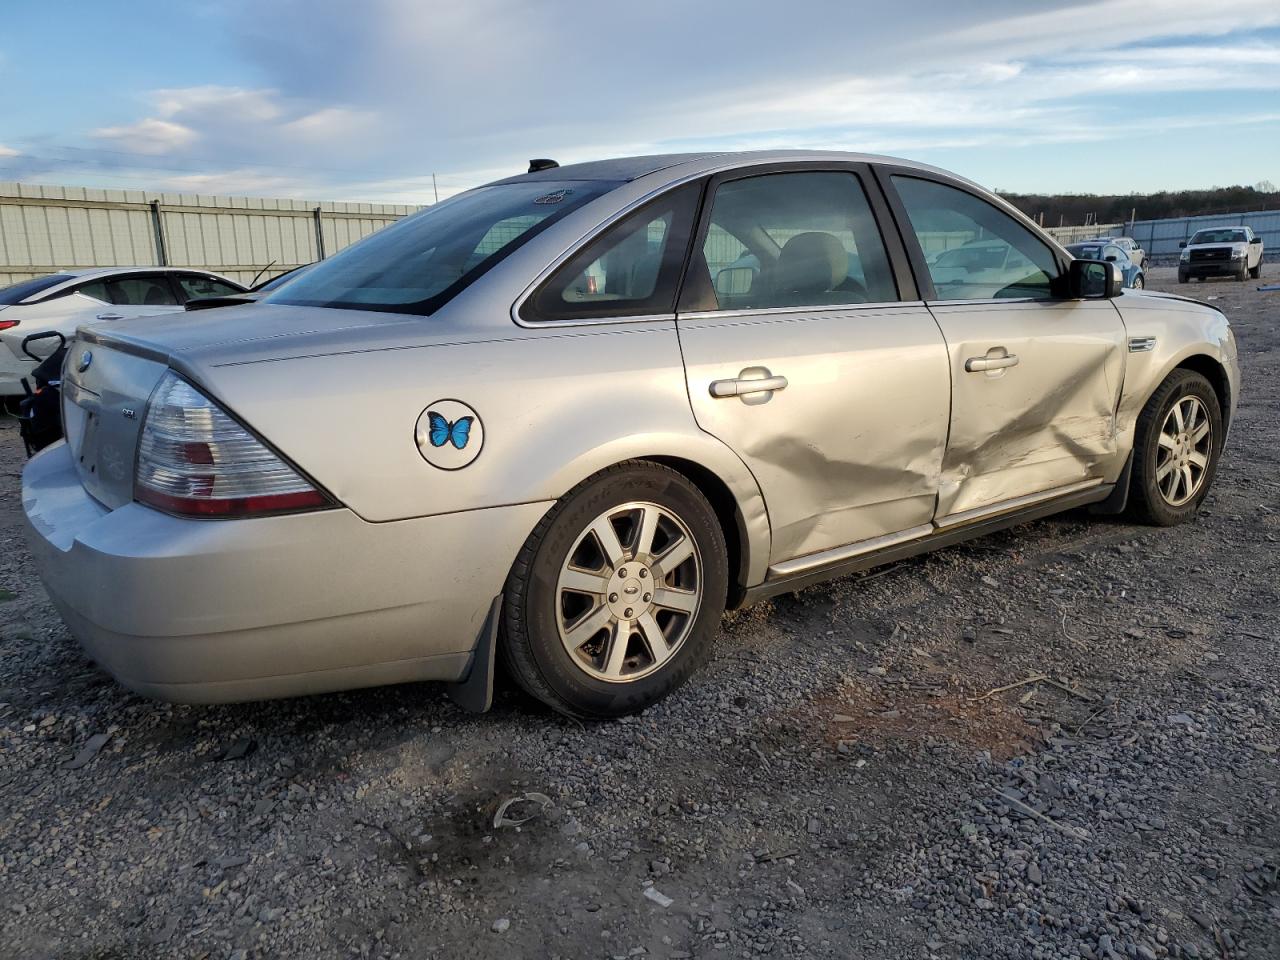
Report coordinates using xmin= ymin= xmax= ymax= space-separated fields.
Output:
xmin=1067 ymin=259 xmax=1120 ymax=299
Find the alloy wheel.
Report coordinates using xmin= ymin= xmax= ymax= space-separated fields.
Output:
xmin=1155 ymin=396 xmax=1212 ymax=506
xmin=555 ymin=501 xmax=702 ymax=682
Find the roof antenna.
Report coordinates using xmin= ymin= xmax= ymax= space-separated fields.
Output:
xmin=528 ymin=158 xmax=559 ymax=173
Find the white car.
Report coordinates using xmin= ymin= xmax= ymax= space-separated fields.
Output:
xmin=0 ymin=267 xmax=245 ymax=397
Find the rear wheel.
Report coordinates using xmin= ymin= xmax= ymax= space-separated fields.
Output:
xmin=1126 ymin=370 xmax=1222 ymax=526
xmin=501 ymin=462 xmax=728 ymax=718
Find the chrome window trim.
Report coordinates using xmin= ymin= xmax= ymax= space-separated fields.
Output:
xmin=678 ymin=299 xmax=927 ymax=322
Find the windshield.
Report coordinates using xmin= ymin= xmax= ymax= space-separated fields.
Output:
xmin=0 ymin=274 xmax=71 ymax=305
xmin=1191 ymin=229 xmax=1247 ymax=244
xmin=269 ymin=180 xmax=617 ymax=314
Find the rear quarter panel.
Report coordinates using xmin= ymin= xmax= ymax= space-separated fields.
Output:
xmin=192 ymin=321 xmax=772 ymax=585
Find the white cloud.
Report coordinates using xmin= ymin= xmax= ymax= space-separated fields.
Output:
xmin=91 ymin=118 xmax=198 ymax=154
xmin=0 ymin=144 xmax=18 ymax=158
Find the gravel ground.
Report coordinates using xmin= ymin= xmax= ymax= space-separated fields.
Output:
xmin=1 ymin=266 xmax=1277 ymax=960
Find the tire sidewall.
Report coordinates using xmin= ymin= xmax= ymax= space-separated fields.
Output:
xmin=1134 ymin=372 xmax=1223 ymax=525
xmin=514 ymin=466 xmax=728 ymax=717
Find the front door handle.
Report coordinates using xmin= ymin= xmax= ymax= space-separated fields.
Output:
xmin=709 ymin=368 xmax=789 ymax=401
xmin=95 ymin=313 xmax=124 ymax=321
xmin=965 ymin=353 xmax=1019 ymax=373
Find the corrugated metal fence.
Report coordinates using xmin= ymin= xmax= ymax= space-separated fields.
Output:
xmin=0 ymin=182 xmax=422 ymax=287
xmin=1128 ymin=208 xmax=1280 ymax=258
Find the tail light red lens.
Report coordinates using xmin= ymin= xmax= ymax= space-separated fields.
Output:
xmin=0 ymin=320 xmax=19 ymax=331
xmin=135 ymin=371 xmax=331 ymax=518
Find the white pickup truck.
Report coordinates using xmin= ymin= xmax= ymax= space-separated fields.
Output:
xmin=1178 ymin=226 xmax=1264 ymax=282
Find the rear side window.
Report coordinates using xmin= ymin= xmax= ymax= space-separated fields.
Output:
xmin=524 ymin=183 xmax=701 ymax=321
xmin=696 ymin=171 xmax=898 ymax=311
xmin=76 ymin=280 xmax=111 ymax=303
xmin=892 ymin=176 xmax=1060 ymax=301
xmin=106 ymin=276 xmax=179 ymax=306
xmin=270 ymin=180 xmax=616 ymax=315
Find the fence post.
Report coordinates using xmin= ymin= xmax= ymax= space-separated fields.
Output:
xmin=150 ymin=200 xmax=168 ymax=266
xmin=313 ymin=206 xmax=326 ymax=260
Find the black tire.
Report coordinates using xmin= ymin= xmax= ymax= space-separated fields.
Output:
xmin=1132 ymin=273 xmax=1144 ymax=290
xmin=1177 ymin=270 xmax=1188 ymax=284
xmin=1125 ymin=370 xmax=1223 ymax=526
xmin=501 ymin=461 xmax=728 ymax=718
xmin=1237 ymin=260 xmax=1249 ymax=282
xmin=1249 ymin=256 xmax=1262 ymax=280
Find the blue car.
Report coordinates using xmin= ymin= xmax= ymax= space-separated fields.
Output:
xmin=1066 ymin=241 xmax=1145 ymax=290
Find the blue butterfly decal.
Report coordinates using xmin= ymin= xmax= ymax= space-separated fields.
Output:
xmin=427 ymin=411 xmax=474 ymax=449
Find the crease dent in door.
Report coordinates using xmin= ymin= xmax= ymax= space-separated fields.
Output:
xmin=736 ymin=418 xmax=945 ymax=561
xmin=937 ymin=343 xmax=1121 ymax=516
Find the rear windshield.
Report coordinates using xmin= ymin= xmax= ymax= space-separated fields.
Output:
xmin=0 ymin=274 xmax=70 ymax=305
xmin=1068 ymin=245 xmax=1104 ymax=259
xmin=269 ymin=180 xmax=617 ymax=315
xmin=1191 ymin=229 xmax=1247 ymax=244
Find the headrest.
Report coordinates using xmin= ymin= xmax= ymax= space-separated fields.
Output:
xmin=773 ymin=232 xmax=846 ymax=297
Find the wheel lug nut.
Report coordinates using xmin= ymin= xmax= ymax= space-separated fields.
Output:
xmin=639 ymin=569 xmax=647 ymax=578
xmin=624 ymin=607 xmax=634 ymax=618
xmin=643 ymin=593 xmax=651 ymax=602
xmin=609 ymin=593 xmax=618 ymax=603
xmin=618 ymin=567 xmax=627 ymax=577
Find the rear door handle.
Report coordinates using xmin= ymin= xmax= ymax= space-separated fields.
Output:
xmin=95 ymin=313 xmax=124 ymax=321
xmin=965 ymin=353 xmax=1019 ymax=373
xmin=709 ymin=370 xmax=789 ymax=399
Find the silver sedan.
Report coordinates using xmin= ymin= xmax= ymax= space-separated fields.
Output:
xmin=22 ymin=151 xmax=1240 ymax=717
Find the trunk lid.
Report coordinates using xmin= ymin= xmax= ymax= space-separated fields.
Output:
xmin=61 ymin=338 xmax=170 ymax=509
xmin=59 ymin=303 xmax=428 ymax=509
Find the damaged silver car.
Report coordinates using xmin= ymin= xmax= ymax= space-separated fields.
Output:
xmin=22 ymin=151 xmax=1240 ymax=717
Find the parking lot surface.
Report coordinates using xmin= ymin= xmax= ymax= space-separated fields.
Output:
xmin=1 ymin=267 xmax=1277 ymax=960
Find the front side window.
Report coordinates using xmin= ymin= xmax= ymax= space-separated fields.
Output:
xmin=270 ymin=180 xmax=616 ymax=315
xmin=893 ymin=176 xmax=1060 ymax=301
xmin=525 ymin=182 xmax=700 ymax=321
xmin=698 ymin=171 xmax=898 ymax=310
xmin=178 ymin=275 xmax=242 ymax=300
xmin=107 ymin=276 xmax=178 ymax=306
xmin=75 ymin=280 xmax=111 ymax=303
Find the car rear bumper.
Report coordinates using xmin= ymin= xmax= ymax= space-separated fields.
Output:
xmin=22 ymin=442 xmax=549 ymax=703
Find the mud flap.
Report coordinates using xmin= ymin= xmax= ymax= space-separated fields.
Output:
xmin=1089 ymin=452 xmax=1133 ymax=516
xmin=447 ymin=595 xmax=501 ymax=714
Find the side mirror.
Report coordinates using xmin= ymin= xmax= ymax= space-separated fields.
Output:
xmin=1064 ymin=259 xmax=1122 ymax=299
xmin=1179 ymin=241 xmax=1187 ymax=248
xmin=1250 ymin=236 xmax=1263 ymax=244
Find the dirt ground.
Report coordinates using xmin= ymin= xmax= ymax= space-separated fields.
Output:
xmin=0 ymin=266 xmax=1276 ymax=960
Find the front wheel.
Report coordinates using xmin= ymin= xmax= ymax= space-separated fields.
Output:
xmin=1131 ymin=274 xmax=1144 ymax=290
xmin=501 ymin=462 xmax=728 ymax=718
xmin=1177 ymin=270 xmax=1188 ymax=284
xmin=1249 ymin=257 xmax=1262 ymax=280
xmin=1125 ymin=370 xmax=1223 ymax=526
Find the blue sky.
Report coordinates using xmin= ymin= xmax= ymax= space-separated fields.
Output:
xmin=1 ymin=0 xmax=1278 ymax=203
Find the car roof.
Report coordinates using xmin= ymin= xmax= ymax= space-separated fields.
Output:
xmin=490 ymin=149 xmax=977 ymax=188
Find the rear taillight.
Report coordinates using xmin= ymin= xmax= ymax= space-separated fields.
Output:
xmin=0 ymin=320 xmax=19 ymax=331
xmin=135 ymin=371 xmax=331 ymax=518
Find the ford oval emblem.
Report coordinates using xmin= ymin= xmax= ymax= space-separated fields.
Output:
xmin=77 ymin=351 xmax=93 ymax=373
